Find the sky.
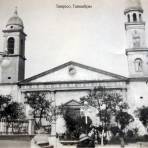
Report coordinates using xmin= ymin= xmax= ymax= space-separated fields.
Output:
xmin=0 ymin=0 xmax=148 ymax=78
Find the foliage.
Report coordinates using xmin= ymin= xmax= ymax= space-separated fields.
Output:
xmin=110 ymin=126 xmax=120 ymax=136
xmin=80 ymin=87 xmax=130 ymax=128
xmin=0 ymin=95 xmax=11 ymax=118
xmin=62 ymin=107 xmax=92 ymax=140
xmin=25 ymin=91 xmax=55 ymax=130
xmin=135 ymin=106 xmax=148 ymax=129
xmin=0 ymin=95 xmax=26 ymax=134
xmin=0 ymin=95 xmax=25 ymax=121
xmin=2 ymin=102 xmax=25 ymax=121
xmin=115 ymin=111 xmax=134 ymax=131
xmin=80 ymin=86 xmax=133 ymax=142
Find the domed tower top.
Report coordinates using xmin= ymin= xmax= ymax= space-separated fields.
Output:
xmin=124 ymin=0 xmax=143 ymax=14
xmin=124 ymin=0 xmax=148 ymax=78
xmin=124 ymin=0 xmax=144 ymax=24
xmin=6 ymin=7 xmax=24 ymax=30
xmin=1 ymin=8 xmax=26 ymax=83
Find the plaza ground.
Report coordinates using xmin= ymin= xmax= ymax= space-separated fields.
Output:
xmin=62 ymin=143 xmax=144 ymax=148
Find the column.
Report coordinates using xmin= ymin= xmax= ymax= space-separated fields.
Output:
xmin=28 ymin=108 xmax=35 ymax=135
xmin=49 ymin=91 xmax=57 ymax=148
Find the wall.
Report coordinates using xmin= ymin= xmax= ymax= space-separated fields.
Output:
xmin=55 ymin=90 xmax=90 ymax=106
xmin=0 ymin=84 xmax=22 ymax=102
xmin=0 ymin=135 xmax=34 ymax=148
xmin=127 ymin=51 xmax=148 ymax=77
xmin=127 ymin=80 xmax=148 ymax=110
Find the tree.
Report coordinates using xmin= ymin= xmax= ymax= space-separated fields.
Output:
xmin=2 ymin=101 xmax=25 ymax=121
xmin=117 ymin=112 xmax=133 ymax=147
xmin=25 ymin=91 xmax=55 ymax=131
xmin=0 ymin=95 xmax=12 ymax=118
xmin=0 ymin=95 xmax=25 ymax=120
xmin=0 ymin=95 xmax=25 ymax=134
xmin=115 ymin=111 xmax=134 ymax=134
xmin=135 ymin=106 xmax=148 ymax=131
xmin=80 ymin=87 xmax=132 ymax=145
xmin=80 ymin=87 xmax=129 ymax=129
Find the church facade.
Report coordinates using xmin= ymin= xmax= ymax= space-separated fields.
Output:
xmin=0 ymin=0 xmax=148 ymax=124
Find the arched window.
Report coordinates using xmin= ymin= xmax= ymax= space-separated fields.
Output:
xmin=127 ymin=14 xmax=130 ymax=22
xmin=134 ymin=58 xmax=143 ymax=72
xmin=133 ymin=13 xmax=137 ymax=22
xmin=139 ymin=14 xmax=142 ymax=21
xmin=7 ymin=37 xmax=14 ymax=54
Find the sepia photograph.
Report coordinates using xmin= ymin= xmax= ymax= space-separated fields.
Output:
xmin=0 ymin=0 xmax=148 ymax=147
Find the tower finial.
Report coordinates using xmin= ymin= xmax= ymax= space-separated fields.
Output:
xmin=14 ymin=6 xmax=18 ymax=15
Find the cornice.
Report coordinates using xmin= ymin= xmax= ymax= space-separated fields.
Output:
xmin=0 ymin=83 xmax=18 ymax=86
xmin=19 ymin=79 xmax=128 ymax=86
xmin=128 ymin=77 xmax=148 ymax=82
xmin=124 ymin=7 xmax=143 ymax=15
xmin=3 ymin=54 xmax=26 ymax=60
xmin=2 ymin=29 xmax=27 ymax=36
xmin=126 ymin=48 xmax=148 ymax=55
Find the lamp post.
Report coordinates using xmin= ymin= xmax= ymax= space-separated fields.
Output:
xmin=80 ymin=101 xmax=89 ymax=135
xmin=100 ymin=104 xmax=106 ymax=147
xmin=84 ymin=101 xmax=88 ymax=126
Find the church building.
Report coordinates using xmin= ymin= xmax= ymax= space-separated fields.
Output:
xmin=0 ymin=0 xmax=148 ymax=127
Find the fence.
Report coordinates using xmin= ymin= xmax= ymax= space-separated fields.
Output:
xmin=0 ymin=118 xmax=34 ymax=135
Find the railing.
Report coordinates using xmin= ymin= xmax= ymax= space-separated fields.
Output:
xmin=0 ymin=118 xmax=34 ymax=135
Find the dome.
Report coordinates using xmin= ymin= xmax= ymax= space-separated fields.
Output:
xmin=7 ymin=16 xmax=23 ymax=27
xmin=124 ymin=0 xmax=143 ymax=14
xmin=126 ymin=0 xmax=142 ymax=8
xmin=6 ymin=8 xmax=24 ymax=27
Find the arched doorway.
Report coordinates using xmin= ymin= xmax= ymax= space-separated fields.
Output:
xmin=59 ymin=100 xmax=92 ymax=141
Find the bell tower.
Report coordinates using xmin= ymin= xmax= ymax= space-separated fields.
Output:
xmin=125 ymin=0 xmax=148 ymax=78
xmin=1 ymin=8 xmax=26 ymax=83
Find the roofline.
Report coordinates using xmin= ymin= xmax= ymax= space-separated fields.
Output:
xmin=20 ymin=61 xmax=128 ymax=83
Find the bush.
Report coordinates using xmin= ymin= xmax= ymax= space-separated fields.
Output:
xmin=126 ymin=130 xmax=134 ymax=138
xmin=108 ymin=134 xmax=148 ymax=144
xmin=110 ymin=126 xmax=119 ymax=136
xmin=109 ymin=136 xmax=121 ymax=144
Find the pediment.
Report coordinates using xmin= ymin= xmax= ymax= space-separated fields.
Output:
xmin=21 ymin=61 xmax=127 ymax=83
xmin=63 ymin=100 xmax=81 ymax=107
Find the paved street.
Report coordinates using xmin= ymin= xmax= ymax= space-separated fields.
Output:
xmin=62 ymin=143 xmax=142 ymax=148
